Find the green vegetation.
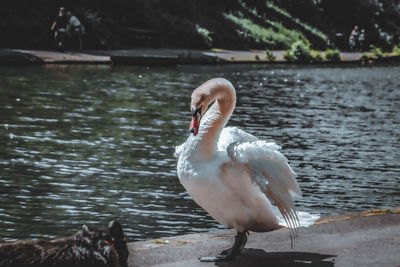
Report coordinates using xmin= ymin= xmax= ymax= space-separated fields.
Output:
xmin=370 ymin=45 xmax=383 ymax=58
xmin=324 ymin=49 xmax=341 ymax=61
xmin=265 ymin=1 xmax=329 ymax=46
xmin=282 ymin=50 xmax=293 ymax=62
xmin=238 ymin=1 xmax=307 ymax=49
xmin=254 ymin=54 xmax=260 ymax=60
xmin=283 ymin=45 xmax=344 ymax=63
xmin=265 ymin=49 xmax=275 ymax=61
xmin=196 ymin=24 xmax=213 ymax=48
xmin=311 ymin=50 xmax=323 ymax=62
xmin=224 ymin=13 xmax=302 ymax=49
xmin=266 ymin=2 xmax=291 ymax=18
xmin=392 ymin=45 xmax=400 ymax=56
xmin=283 ymin=40 xmax=313 ymax=63
xmin=264 ymin=19 xmax=306 ymax=47
xmin=360 ymin=53 xmax=371 ymax=64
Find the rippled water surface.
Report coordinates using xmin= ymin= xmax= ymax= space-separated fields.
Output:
xmin=0 ymin=64 xmax=399 ymax=242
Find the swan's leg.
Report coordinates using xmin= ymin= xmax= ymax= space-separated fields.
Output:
xmin=220 ymin=231 xmax=248 ymax=255
xmin=199 ymin=231 xmax=248 ymax=262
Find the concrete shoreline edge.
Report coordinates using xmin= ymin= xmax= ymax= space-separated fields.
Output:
xmin=128 ymin=207 xmax=400 ymax=266
xmin=1 ymin=48 xmax=400 ymax=66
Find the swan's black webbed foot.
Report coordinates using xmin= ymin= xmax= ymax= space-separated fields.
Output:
xmin=199 ymin=231 xmax=248 ymax=262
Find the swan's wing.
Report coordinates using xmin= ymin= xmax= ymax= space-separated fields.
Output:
xmin=227 ymin=140 xmax=302 ymax=244
xmin=217 ymin=127 xmax=259 ymax=151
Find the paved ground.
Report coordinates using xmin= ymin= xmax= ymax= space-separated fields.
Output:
xmin=14 ymin=49 xmax=111 ymax=63
xmin=0 ymin=48 xmax=382 ymax=65
xmin=128 ymin=209 xmax=400 ymax=267
xmin=0 ymin=49 xmax=111 ymax=64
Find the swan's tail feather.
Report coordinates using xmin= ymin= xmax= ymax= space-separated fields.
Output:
xmin=265 ymin=178 xmax=300 ymax=248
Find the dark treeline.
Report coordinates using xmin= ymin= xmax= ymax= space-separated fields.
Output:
xmin=0 ymin=0 xmax=399 ymax=50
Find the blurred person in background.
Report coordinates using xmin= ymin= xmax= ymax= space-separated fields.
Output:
xmin=50 ymin=7 xmax=68 ymax=51
xmin=66 ymin=11 xmax=85 ymax=50
xmin=348 ymin=25 xmax=359 ymax=51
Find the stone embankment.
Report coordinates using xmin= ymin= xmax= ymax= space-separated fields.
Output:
xmin=1 ymin=48 xmax=399 ymax=65
xmin=128 ymin=208 xmax=400 ymax=267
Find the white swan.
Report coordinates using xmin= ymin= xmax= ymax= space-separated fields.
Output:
xmin=175 ymin=78 xmax=302 ymax=262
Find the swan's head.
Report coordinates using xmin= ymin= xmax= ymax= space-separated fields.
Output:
xmin=189 ymin=78 xmax=235 ymax=136
xmin=190 ymin=84 xmax=215 ymax=136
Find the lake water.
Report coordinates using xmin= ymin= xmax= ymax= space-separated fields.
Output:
xmin=0 ymin=64 xmax=399 ymax=242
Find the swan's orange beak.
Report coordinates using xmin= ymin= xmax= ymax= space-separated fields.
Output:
xmin=189 ymin=116 xmax=199 ymax=136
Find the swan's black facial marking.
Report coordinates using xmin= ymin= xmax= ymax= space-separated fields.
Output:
xmin=190 ymin=105 xmax=203 ymax=136
xmin=192 ymin=105 xmax=203 ymax=117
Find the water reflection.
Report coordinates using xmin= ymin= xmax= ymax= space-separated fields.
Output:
xmin=0 ymin=64 xmax=399 ymax=242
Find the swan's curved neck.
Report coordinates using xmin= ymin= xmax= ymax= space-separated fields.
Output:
xmin=195 ymin=79 xmax=236 ymax=160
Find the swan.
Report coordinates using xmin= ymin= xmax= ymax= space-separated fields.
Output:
xmin=175 ymin=78 xmax=302 ymax=262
